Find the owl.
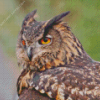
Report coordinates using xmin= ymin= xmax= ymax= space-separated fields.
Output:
xmin=16 ymin=10 xmax=100 ymax=100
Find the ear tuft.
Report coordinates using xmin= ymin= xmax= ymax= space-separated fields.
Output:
xmin=22 ymin=9 xmax=37 ymax=27
xmin=46 ymin=11 xmax=70 ymax=27
xmin=43 ymin=11 xmax=70 ymax=37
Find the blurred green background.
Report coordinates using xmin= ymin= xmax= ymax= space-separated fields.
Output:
xmin=0 ymin=0 xmax=100 ymax=61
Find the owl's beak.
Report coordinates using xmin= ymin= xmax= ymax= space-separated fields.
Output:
xmin=27 ymin=47 xmax=32 ymax=61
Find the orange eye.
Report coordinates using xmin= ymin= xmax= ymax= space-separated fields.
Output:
xmin=22 ymin=40 xmax=26 ymax=46
xmin=39 ymin=37 xmax=51 ymax=45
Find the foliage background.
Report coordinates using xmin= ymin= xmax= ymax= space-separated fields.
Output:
xmin=0 ymin=0 xmax=100 ymax=61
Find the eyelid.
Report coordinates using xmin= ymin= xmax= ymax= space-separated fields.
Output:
xmin=46 ymin=35 xmax=52 ymax=38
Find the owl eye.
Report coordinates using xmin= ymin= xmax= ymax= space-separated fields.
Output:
xmin=22 ymin=40 xmax=26 ymax=46
xmin=39 ymin=37 xmax=51 ymax=45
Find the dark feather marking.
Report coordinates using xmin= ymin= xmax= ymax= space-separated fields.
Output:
xmin=46 ymin=85 xmax=52 ymax=92
xmin=42 ymin=78 xmax=48 ymax=85
xmin=71 ymin=53 xmax=75 ymax=57
xmin=75 ymin=46 xmax=82 ymax=56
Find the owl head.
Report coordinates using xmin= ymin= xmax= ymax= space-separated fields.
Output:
xmin=16 ymin=10 xmax=84 ymax=71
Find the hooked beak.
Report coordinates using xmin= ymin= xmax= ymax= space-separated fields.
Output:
xmin=27 ymin=47 xmax=33 ymax=61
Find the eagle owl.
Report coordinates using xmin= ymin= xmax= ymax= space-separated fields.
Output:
xmin=16 ymin=10 xmax=100 ymax=100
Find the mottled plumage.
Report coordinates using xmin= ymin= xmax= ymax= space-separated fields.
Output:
xmin=16 ymin=10 xmax=100 ymax=100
